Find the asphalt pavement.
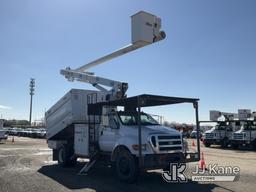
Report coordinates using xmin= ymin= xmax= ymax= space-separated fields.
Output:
xmin=0 ymin=137 xmax=255 ymax=192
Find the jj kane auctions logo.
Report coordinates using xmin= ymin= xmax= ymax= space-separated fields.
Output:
xmin=162 ymin=163 xmax=240 ymax=183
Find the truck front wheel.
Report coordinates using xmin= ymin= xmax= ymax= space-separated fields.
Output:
xmin=221 ymin=138 xmax=229 ymax=148
xmin=114 ymin=149 xmax=138 ymax=183
xmin=204 ymin=142 xmax=211 ymax=147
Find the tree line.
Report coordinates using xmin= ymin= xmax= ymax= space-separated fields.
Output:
xmin=3 ymin=119 xmax=30 ymax=127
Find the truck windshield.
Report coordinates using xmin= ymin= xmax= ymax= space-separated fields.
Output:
xmin=216 ymin=125 xmax=227 ymax=130
xmin=118 ymin=112 xmax=159 ymax=126
xmin=244 ymin=122 xmax=256 ymax=130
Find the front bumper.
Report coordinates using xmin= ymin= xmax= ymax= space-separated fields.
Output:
xmin=231 ymin=140 xmax=248 ymax=145
xmin=141 ymin=152 xmax=199 ymax=170
xmin=204 ymin=139 xmax=225 ymax=145
xmin=204 ymin=139 xmax=216 ymax=143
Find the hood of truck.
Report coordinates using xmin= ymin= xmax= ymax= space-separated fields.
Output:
xmin=121 ymin=124 xmax=181 ymax=138
xmin=113 ymin=124 xmax=184 ymax=155
xmin=205 ymin=129 xmax=214 ymax=134
xmin=234 ymin=129 xmax=244 ymax=134
xmin=143 ymin=125 xmax=180 ymax=135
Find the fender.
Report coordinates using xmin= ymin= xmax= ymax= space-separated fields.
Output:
xmin=111 ymin=136 xmax=154 ymax=161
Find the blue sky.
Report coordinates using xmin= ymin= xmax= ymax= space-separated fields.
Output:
xmin=0 ymin=0 xmax=256 ymax=123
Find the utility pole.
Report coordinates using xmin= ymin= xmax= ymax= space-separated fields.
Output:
xmin=29 ymin=78 xmax=35 ymax=126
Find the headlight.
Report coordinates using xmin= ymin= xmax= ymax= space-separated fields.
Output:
xmin=183 ymin=139 xmax=189 ymax=152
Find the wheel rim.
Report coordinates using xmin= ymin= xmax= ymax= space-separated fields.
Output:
xmin=119 ymin=156 xmax=131 ymax=175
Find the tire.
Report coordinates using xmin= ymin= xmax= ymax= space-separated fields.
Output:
xmin=204 ymin=142 xmax=211 ymax=147
xmin=221 ymin=139 xmax=229 ymax=148
xmin=57 ymin=145 xmax=76 ymax=167
xmin=58 ymin=146 xmax=67 ymax=167
xmin=114 ymin=149 xmax=139 ymax=183
xmin=58 ymin=146 xmax=68 ymax=167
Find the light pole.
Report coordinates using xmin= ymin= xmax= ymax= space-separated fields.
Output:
xmin=29 ymin=78 xmax=35 ymax=126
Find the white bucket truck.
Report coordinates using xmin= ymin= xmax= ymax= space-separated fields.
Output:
xmin=46 ymin=11 xmax=201 ymax=182
xmin=231 ymin=109 xmax=256 ymax=150
xmin=202 ymin=111 xmax=239 ymax=148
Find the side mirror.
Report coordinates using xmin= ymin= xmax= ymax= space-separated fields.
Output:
xmin=111 ymin=119 xmax=120 ymax=129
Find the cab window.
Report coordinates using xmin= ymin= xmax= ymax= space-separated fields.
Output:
xmin=109 ymin=116 xmax=119 ymax=129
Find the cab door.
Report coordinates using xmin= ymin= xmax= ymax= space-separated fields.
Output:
xmin=98 ymin=115 xmax=120 ymax=152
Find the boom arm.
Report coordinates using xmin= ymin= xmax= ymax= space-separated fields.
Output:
xmin=60 ymin=68 xmax=128 ymax=100
xmin=60 ymin=11 xmax=166 ymax=101
xmin=75 ymin=33 xmax=165 ymax=72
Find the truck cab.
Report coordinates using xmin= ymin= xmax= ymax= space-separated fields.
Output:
xmin=231 ymin=121 xmax=256 ymax=149
xmin=99 ymin=110 xmax=185 ymax=157
xmin=202 ymin=110 xmax=239 ymax=148
xmin=204 ymin=122 xmax=233 ymax=148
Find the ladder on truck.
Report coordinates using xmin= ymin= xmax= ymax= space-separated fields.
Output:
xmin=79 ymin=93 xmax=99 ymax=175
xmin=88 ymin=93 xmax=99 ymax=155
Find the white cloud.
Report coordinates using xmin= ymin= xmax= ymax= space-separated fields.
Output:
xmin=0 ymin=105 xmax=11 ymax=109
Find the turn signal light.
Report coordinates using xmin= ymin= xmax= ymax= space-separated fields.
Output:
xmin=132 ymin=144 xmax=147 ymax=151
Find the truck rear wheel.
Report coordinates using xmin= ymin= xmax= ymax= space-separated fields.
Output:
xmin=114 ymin=149 xmax=138 ymax=183
xmin=58 ymin=146 xmax=68 ymax=167
xmin=58 ymin=145 xmax=77 ymax=167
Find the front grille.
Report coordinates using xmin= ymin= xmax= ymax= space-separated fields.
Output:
xmin=159 ymin=146 xmax=182 ymax=151
xmin=151 ymin=136 xmax=157 ymax=147
xmin=159 ymin=141 xmax=181 ymax=145
xmin=233 ymin=133 xmax=244 ymax=140
xmin=158 ymin=135 xmax=180 ymax=140
xmin=205 ymin=133 xmax=214 ymax=139
xmin=151 ymin=134 xmax=182 ymax=152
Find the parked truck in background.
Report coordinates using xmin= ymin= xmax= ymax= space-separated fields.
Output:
xmin=231 ymin=110 xmax=256 ymax=150
xmin=202 ymin=111 xmax=240 ymax=148
xmin=45 ymin=11 xmax=201 ymax=182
